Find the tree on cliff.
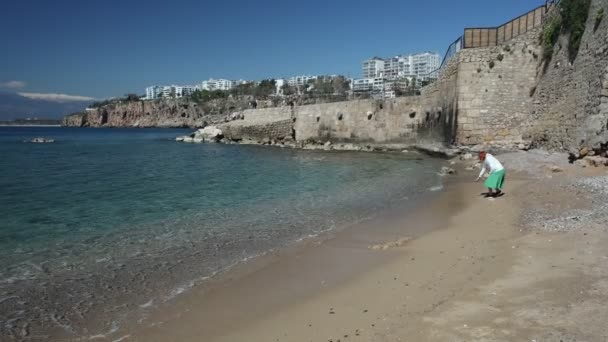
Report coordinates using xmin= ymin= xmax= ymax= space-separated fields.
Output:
xmin=230 ymin=82 xmax=256 ymax=96
xmin=254 ymin=79 xmax=276 ymax=98
xmin=331 ymin=76 xmax=350 ymax=95
xmin=124 ymin=94 xmax=141 ymax=101
xmin=190 ymin=89 xmax=228 ymax=103
xmin=281 ymin=84 xmax=296 ymax=96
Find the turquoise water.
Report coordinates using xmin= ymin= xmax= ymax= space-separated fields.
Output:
xmin=0 ymin=127 xmax=443 ymax=339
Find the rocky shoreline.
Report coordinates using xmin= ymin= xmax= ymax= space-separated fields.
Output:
xmin=174 ymin=125 xmax=536 ymax=160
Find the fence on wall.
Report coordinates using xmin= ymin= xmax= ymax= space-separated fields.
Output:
xmin=463 ymin=5 xmax=546 ymax=48
xmin=421 ymin=1 xmax=559 ymax=85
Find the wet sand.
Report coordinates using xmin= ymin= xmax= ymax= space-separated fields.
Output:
xmin=124 ymin=157 xmax=608 ymax=341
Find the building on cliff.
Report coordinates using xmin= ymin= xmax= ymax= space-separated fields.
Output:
xmin=361 ymin=52 xmax=441 ymax=81
xmin=356 ymin=52 xmax=440 ymax=98
xmin=200 ymin=79 xmax=238 ymax=91
xmin=145 ymin=85 xmax=196 ymax=100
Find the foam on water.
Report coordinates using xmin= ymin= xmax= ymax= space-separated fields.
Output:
xmin=0 ymin=127 xmax=445 ymax=338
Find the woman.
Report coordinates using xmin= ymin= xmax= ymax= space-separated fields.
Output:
xmin=476 ymin=151 xmax=506 ymax=198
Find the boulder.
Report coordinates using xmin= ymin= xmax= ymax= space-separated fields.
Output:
xmin=461 ymin=153 xmax=474 ymax=160
xmin=439 ymin=166 xmax=456 ymax=176
xmin=26 ymin=137 xmax=54 ymax=143
xmin=583 ymin=156 xmax=608 ymax=167
xmin=545 ymin=165 xmax=564 ymax=173
xmin=194 ymin=126 xmax=223 ymax=142
xmin=579 ymin=147 xmax=589 ymax=158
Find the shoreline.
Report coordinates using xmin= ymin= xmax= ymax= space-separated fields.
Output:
xmin=120 ymin=172 xmax=472 ymax=341
xmin=123 ymin=151 xmax=608 ymax=341
xmin=0 ymin=124 xmax=61 ymax=127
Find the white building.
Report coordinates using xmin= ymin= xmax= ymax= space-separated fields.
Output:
xmin=200 ymin=79 xmax=235 ymax=91
xmin=144 ymin=85 xmax=196 ymax=99
xmin=145 ymin=86 xmax=163 ymax=100
xmin=411 ymin=52 xmax=440 ymax=80
xmin=352 ymin=77 xmax=385 ymax=93
xmin=383 ymin=55 xmax=411 ymax=80
xmin=352 ymin=78 xmax=373 ymax=92
xmin=287 ymin=75 xmax=318 ymax=87
xmin=361 ymin=52 xmax=441 ymax=82
xmin=362 ymin=57 xmax=385 ymax=79
xmin=275 ymin=79 xmax=286 ymax=95
xmin=173 ymin=85 xmax=196 ymax=98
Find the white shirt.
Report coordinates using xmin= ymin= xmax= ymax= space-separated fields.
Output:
xmin=478 ymin=153 xmax=504 ymax=178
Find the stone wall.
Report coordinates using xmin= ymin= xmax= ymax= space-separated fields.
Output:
xmin=240 ymin=106 xmax=293 ymax=124
xmin=528 ymin=0 xmax=608 ymax=152
xmin=455 ymin=26 xmax=542 ymax=145
xmin=294 ymin=97 xmax=420 ymax=144
xmin=219 ymin=119 xmax=294 ymax=143
xmin=218 ymin=95 xmax=451 ymax=146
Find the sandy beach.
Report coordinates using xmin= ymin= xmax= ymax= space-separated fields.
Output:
xmin=119 ymin=151 xmax=608 ymax=342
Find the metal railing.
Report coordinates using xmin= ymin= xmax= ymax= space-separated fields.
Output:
xmin=463 ymin=5 xmax=546 ymax=48
xmin=417 ymin=36 xmax=463 ymax=84
xmin=419 ymin=1 xmax=558 ymax=87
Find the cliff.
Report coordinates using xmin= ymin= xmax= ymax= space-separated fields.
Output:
xmin=61 ymin=94 xmax=354 ymax=128
xmin=62 ymin=98 xmax=245 ymax=128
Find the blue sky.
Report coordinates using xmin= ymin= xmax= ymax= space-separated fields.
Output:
xmin=0 ymin=0 xmax=543 ymax=100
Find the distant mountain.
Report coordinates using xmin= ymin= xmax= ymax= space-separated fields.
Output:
xmin=0 ymin=92 xmax=91 ymax=120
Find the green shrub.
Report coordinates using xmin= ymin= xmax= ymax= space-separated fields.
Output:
xmin=541 ymin=15 xmax=562 ymax=62
xmin=595 ymin=8 xmax=604 ymax=31
xmin=488 ymin=60 xmax=495 ymax=69
xmin=560 ymin=0 xmax=592 ymax=61
xmin=497 ymin=53 xmax=504 ymax=61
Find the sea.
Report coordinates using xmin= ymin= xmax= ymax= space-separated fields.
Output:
xmin=0 ymin=126 xmax=444 ymax=339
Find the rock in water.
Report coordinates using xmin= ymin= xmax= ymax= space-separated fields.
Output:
xmin=193 ymin=126 xmax=223 ymax=142
xmin=26 ymin=137 xmax=54 ymax=143
xmin=439 ymin=166 xmax=456 ymax=176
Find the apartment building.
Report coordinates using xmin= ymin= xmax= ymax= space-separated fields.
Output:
xmin=383 ymin=55 xmax=411 ymax=80
xmin=411 ymin=52 xmax=441 ymax=80
xmin=287 ymin=75 xmax=319 ymax=87
xmin=144 ymin=85 xmax=196 ymax=99
xmin=362 ymin=57 xmax=385 ymax=79
xmin=200 ymin=79 xmax=235 ymax=91
xmin=361 ymin=52 xmax=441 ymax=81
xmin=145 ymin=86 xmax=163 ymax=100
xmin=352 ymin=77 xmax=386 ymax=93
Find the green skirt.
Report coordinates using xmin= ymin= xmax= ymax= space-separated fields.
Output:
xmin=484 ymin=169 xmax=506 ymax=190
